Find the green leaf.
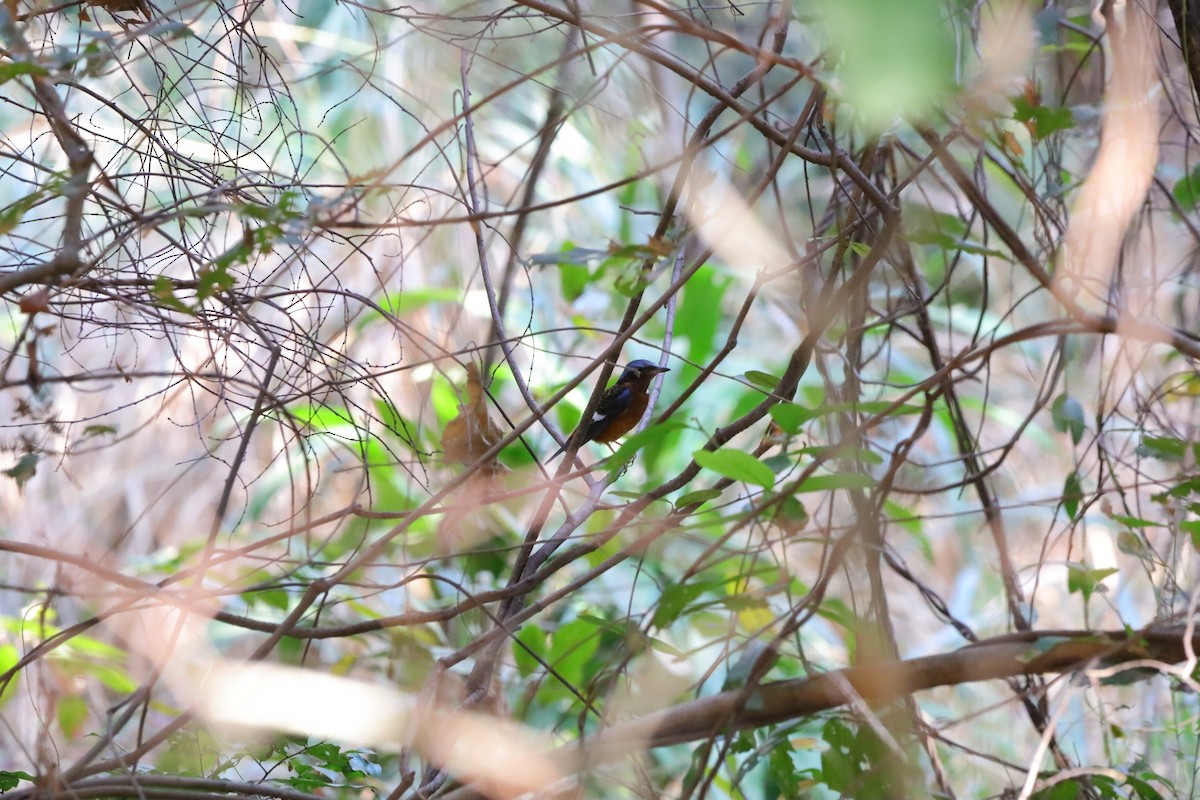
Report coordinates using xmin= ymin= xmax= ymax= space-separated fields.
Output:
xmin=548 ymin=617 xmax=602 ymax=687
xmin=293 ymin=403 xmax=355 ymax=433
xmin=602 ymin=421 xmax=684 ymax=478
xmin=906 ymin=225 xmax=1010 ymax=259
xmin=381 ymin=287 xmax=462 ymax=315
xmin=0 ymin=644 xmax=19 ymax=709
xmin=693 ymin=448 xmax=776 ymax=489
xmin=1174 ymin=163 xmax=1200 ymax=210
xmin=905 ymin=228 xmax=959 ymax=249
xmin=1066 ymin=562 xmax=1117 ymax=599
xmin=282 ymin=764 xmax=331 ymax=791
xmin=1062 ymin=470 xmax=1083 ymax=520
xmin=1136 ymin=435 xmax=1192 ymax=462
xmin=795 ymin=472 xmax=875 ymax=493
xmin=652 ymin=581 xmax=711 ymax=628
xmin=678 ymin=265 xmax=730 ymax=369
xmin=153 ymin=275 xmax=192 ymax=313
xmin=1050 ymin=394 xmax=1085 ymax=445
xmin=558 ymin=261 xmax=590 ymax=301
xmin=1116 ymin=530 xmax=1148 ymax=557
xmin=769 ymin=495 xmax=809 ymax=532
xmin=766 ymin=745 xmax=802 ymax=798
xmin=761 ymin=454 xmax=793 ymax=473
xmin=0 ymin=61 xmax=48 ymax=85
xmin=769 ymin=403 xmax=814 ymax=433
xmin=1125 ymin=772 xmax=1166 ymax=800
xmin=769 ymin=400 xmax=922 ymax=434
xmin=814 ymin=0 xmax=957 ymax=133
xmin=255 ymin=588 xmax=290 ymax=611
xmin=512 ymin=625 xmax=544 ymax=679
xmin=0 ymin=189 xmax=46 ymax=235
xmin=1011 ymin=95 xmax=1076 ymax=140
xmin=1111 ymin=514 xmax=1160 ymax=529
xmin=846 ymin=240 xmax=872 ymax=258
xmin=210 ymin=241 xmax=252 ymax=273
xmin=90 ymin=663 xmax=138 ymax=694
xmin=81 ymin=424 xmax=117 ymax=438
xmin=198 ymin=264 xmax=236 ymax=299
xmin=744 ymin=370 xmax=781 ymax=392
xmin=158 ymin=726 xmax=223 ymax=776
xmin=3 ymin=453 xmax=38 ymax=491
xmin=645 ymin=636 xmax=684 ymax=658
xmin=57 ymin=694 xmax=88 ymax=738
xmin=674 ymin=488 xmax=723 ymax=509
xmin=1181 ymin=519 xmax=1200 ymax=551
xmin=1035 ymin=778 xmax=1089 ymax=800
xmin=0 ymin=771 xmax=34 ymax=792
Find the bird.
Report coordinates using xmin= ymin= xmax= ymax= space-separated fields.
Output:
xmin=548 ymin=359 xmax=670 ymax=461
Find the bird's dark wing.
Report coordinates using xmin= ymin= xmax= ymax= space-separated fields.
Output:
xmin=585 ymin=383 xmax=634 ymax=442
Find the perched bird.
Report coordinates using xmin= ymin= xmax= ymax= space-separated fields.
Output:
xmin=549 ymin=359 xmax=670 ymax=460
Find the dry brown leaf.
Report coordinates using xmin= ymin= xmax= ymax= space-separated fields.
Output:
xmin=442 ymin=363 xmax=503 ymax=468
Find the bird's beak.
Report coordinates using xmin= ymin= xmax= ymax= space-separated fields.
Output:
xmin=651 ymin=366 xmax=670 ymax=374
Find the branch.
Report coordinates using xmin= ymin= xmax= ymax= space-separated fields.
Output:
xmin=439 ymin=627 xmax=1200 ymax=800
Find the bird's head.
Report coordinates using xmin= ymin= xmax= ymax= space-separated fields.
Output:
xmin=619 ymin=360 xmax=670 ymax=384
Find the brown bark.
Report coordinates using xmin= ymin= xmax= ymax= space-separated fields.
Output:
xmin=1168 ymin=0 xmax=1200 ymax=108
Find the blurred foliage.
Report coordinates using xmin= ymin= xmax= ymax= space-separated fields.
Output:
xmin=1 ymin=1 xmax=1200 ymax=799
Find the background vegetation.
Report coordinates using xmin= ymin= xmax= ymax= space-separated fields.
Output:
xmin=3 ymin=0 xmax=1200 ymax=797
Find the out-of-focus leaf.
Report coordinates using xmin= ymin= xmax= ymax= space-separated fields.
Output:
xmin=744 ymin=370 xmax=780 ymax=391
xmin=3 ymin=453 xmax=38 ymax=491
xmin=549 ymin=617 xmax=602 ymax=687
xmin=381 ymin=287 xmax=462 ymax=315
xmin=815 ymin=0 xmax=957 ymax=132
xmin=0 ymin=62 xmax=48 ymax=85
xmin=1011 ymin=95 xmax=1075 ymax=140
xmin=906 ymin=227 xmax=1009 ymax=258
xmin=1181 ymin=519 xmax=1200 ymax=551
xmin=1111 ymin=514 xmax=1159 ymax=528
xmin=678 ymin=264 xmax=730 ymax=371
xmin=1062 ymin=470 xmax=1083 ymax=520
xmin=1050 ymin=394 xmax=1085 ymax=445
xmin=1136 ymin=435 xmax=1193 ymax=462
xmin=1174 ymin=163 xmax=1200 ymax=210
xmin=1066 ymin=562 xmax=1117 ymax=599
xmin=80 ymin=424 xmax=117 ymax=438
xmin=57 ymin=694 xmax=88 ymax=738
xmin=769 ymin=400 xmax=923 ymax=434
xmin=768 ymin=494 xmax=808 ymax=534
xmin=602 ymin=422 xmax=684 ymax=477
xmin=1116 ymin=530 xmax=1148 ymax=557
xmin=0 ymin=189 xmax=46 ymax=236
xmin=153 ymin=276 xmax=192 ymax=313
xmin=196 ymin=263 xmax=236 ymax=300
xmin=0 ymin=644 xmax=18 ymax=709
xmin=514 ymin=625 xmax=546 ymax=679
xmin=652 ymin=581 xmax=712 ymax=628
xmin=795 ymin=473 xmax=875 ymax=493
xmin=847 ymin=240 xmax=872 ymax=259
xmin=559 ymin=261 xmax=590 ymax=301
